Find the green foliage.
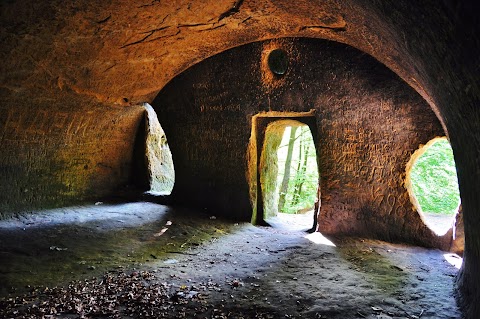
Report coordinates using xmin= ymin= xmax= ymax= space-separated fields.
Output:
xmin=283 ymin=168 xmax=318 ymax=213
xmin=277 ymin=126 xmax=319 ymax=214
xmin=410 ymin=139 xmax=460 ymax=215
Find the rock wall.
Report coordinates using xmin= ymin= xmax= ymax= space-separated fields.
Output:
xmin=0 ymin=90 xmax=144 ymax=216
xmin=315 ymin=70 xmax=444 ymax=246
xmin=153 ymin=37 xmax=447 ymax=247
xmin=259 ymin=121 xmax=285 ymax=220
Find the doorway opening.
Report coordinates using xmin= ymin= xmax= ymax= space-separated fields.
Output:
xmin=405 ymin=137 xmax=460 ymax=235
xmin=144 ymin=103 xmax=175 ymax=195
xmin=259 ymin=119 xmax=319 ymax=231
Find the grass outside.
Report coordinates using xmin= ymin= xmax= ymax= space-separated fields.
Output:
xmin=410 ymin=139 xmax=460 ymax=215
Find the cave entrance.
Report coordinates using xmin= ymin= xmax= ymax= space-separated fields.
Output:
xmin=253 ymin=113 xmax=319 ymax=231
xmin=143 ymin=103 xmax=175 ymax=195
xmin=406 ymin=137 xmax=460 ymax=235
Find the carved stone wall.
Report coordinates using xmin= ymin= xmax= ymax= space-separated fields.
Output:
xmin=315 ymin=74 xmax=445 ymax=246
xmin=153 ymin=37 xmax=446 ymax=246
xmin=0 ymin=91 xmax=144 ymax=216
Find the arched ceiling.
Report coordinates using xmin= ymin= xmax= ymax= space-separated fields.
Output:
xmin=2 ymin=0 xmax=476 ymax=123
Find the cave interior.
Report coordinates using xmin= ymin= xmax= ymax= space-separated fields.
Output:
xmin=0 ymin=0 xmax=479 ymax=317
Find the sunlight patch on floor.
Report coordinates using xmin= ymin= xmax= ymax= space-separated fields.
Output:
xmin=304 ymin=232 xmax=336 ymax=246
xmin=443 ymin=253 xmax=463 ymax=269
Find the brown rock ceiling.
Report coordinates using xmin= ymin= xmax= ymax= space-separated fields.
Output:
xmin=0 ymin=0 xmax=471 ymax=110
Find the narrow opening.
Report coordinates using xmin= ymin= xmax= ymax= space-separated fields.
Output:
xmin=406 ymin=137 xmax=460 ymax=235
xmin=260 ymin=120 xmax=319 ymax=231
xmin=144 ymin=103 xmax=175 ymax=195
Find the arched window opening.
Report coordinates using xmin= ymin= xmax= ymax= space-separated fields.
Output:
xmin=144 ymin=103 xmax=175 ymax=195
xmin=260 ymin=120 xmax=319 ymax=231
xmin=406 ymin=137 xmax=460 ymax=235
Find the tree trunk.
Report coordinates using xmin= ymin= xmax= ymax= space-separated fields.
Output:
xmin=295 ymin=143 xmax=310 ymax=205
xmin=278 ymin=126 xmax=297 ymax=212
xmin=292 ymin=132 xmax=310 ymax=207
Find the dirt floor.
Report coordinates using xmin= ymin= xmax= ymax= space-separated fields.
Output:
xmin=0 ymin=201 xmax=462 ymax=318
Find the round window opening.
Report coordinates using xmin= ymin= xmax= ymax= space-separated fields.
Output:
xmin=406 ymin=137 xmax=460 ymax=235
xmin=267 ymin=49 xmax=289 ymax=75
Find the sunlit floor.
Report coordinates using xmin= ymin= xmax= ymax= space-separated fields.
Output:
xmin=266 ymin=210 xmax=315 ymax=231
xmin=0 ymin=202 xmax=462 ymax=318
xmin=422 ymin=212 xmax=456 ymax=236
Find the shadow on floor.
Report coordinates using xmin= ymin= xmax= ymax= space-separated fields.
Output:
xmin=0 ymin=201 xmax=462 ymax=318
